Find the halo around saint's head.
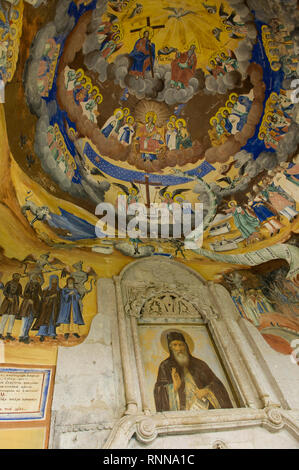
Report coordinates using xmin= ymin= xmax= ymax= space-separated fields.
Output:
xmin=221 ymin=108 xmax=230 ymax=117
xmin=145 ymin=111 xmax=157 ymax=123
xmin=161 ymin=328 xmax=194 ymax=354
xmin=127 ymin=115 xmax=135 ymax=124
xmin=173 ymin=194 xmax=185 ymax=203
xmin=114 ymin=108 xmax=124 ymax=119
xmin=269 ymin=92 xmax=278 ymax=103
xmin=188 ymin=40 xmax=199 ymax=52
xmin=112 ymin=23 xmax=120 ymax=32
xmin=140 ymin=26 xmax=154 ymax=39
xmin=169 ymin=115 xmax=177 ymax=123
xmin=75 ymin=68 xmax=84 ymax=80
xmin=258 ymin=131 xmax=266 ymax=140
xmin=176 ymin=118 xmax=186 ymax=128
xmin=96 ymin=93 xmax=103 ymax=104
xmin=129 ymin=187 xmax=138 ymax=195
xmin=229 ymin=93 xmax=238 ymax=102
xmin=68 ymin=127 xmax=76 ymax=138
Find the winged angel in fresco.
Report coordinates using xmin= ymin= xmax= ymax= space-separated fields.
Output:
xmin=61 ymin=261 xmax=97 ymax=309
xmin=163 ymin=7 xmax=196 ymax=20
xmin=21 ymin=253 xmax=65 ymax=286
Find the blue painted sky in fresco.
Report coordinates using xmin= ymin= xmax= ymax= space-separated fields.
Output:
xmin=243 ymin=19 xmax=285 ymax=159
xmin=45 ymin=7 xmax=286 ymax=186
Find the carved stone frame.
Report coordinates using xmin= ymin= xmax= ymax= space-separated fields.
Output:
xmin=105 ymin=258 xmax=299 ymax=448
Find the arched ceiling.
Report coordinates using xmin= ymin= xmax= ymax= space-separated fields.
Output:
xmin=0 ymin=0 xmax=298 ymax=261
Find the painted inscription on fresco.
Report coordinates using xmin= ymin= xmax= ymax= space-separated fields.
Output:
xmin=0 ymin=368 xmax=51 ymax=420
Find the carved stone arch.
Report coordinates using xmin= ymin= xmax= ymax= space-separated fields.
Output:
xmin=119 ymin=256 xmax=207 ymax=285
xmin=140 ymin=290 xmax=202 ymax=320
xmin=113 ymin=255 xmax=295 ymax=421
xmin=119 ymin=257 xmax=218 ymax=322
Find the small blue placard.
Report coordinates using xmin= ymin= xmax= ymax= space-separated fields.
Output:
xmin=0 ymin=367 xmax=52 ymax=421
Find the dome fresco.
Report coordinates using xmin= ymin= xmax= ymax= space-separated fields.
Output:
xmin=1 ymin=0 xmax=297 ymax=252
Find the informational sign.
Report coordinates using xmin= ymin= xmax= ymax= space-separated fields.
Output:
xmin=0 ymin=367 xmax=52 ymax=421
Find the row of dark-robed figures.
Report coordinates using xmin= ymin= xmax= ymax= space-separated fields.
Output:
xmin=0 ymin=274 xmax=85 ymax=344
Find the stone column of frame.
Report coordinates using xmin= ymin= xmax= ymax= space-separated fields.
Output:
xmin=208 ymin=282 xmax=281 ymax=408
xmin=205 ymin=312 xmax=256 ymax=408
xmin=130 ymin=315 xmax=151 ymax=415
xmin=113 ymin=276 xmax=138 ymax=415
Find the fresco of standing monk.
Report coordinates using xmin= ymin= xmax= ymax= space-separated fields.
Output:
xmin=154 ymin=331 xmax=233 ymax=411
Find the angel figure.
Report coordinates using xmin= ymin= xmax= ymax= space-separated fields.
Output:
xmin=113 ymin=182 xmax=140 ymax=206
xmin=163 ymin=7 xmax=196 ymax=20
xmin=219 ymin=3 xmax=247 ymax=38
xmin=159 ymin=186 xmax=191 ymax=211
xmin=202 ymin=3 xmax=217 ymax=15
xmin=21 ymin=253 xmax=65 ymax=286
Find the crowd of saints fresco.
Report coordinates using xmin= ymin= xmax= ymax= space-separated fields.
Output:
xmin=0 ymin=254 xmax=97 ymax=345
xmin=0 ymin=0 xmax=298 ymax=360
xmin=222 ymin=260 xmax=299 ymax=355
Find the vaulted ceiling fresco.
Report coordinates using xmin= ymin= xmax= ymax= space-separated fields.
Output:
xmin=1 ymin=0 xmax=297 ymax=258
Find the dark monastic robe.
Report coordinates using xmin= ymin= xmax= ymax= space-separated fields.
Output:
xmin=18 ymin=281 xmax=42 ymax=319
xmin=32 ymin=284 xmax=61 ymax=330
xmin=154 ymin=350 xmax=233 ymax=412
xmin=0 ymin=280 xmax=22 ymax=316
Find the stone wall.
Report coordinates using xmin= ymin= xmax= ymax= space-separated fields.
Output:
xmin=49 ymin=258 xmax=299 ymax=449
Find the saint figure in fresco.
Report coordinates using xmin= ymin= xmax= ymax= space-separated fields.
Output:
xmin=118 ymin=116 xmax=135 ymax=145
xmin=135 ymin=111 xmax=164 ymax=161
xmin=247 ymin=192 xmax=284 ymax=236
xmin=165 ymin=122 xmax=177 ymax=151
xmin=0 ymin=273 xmax=22 ymax=341
xmin=170 ymin=44 xmax=197 ymax=89
xmin=18 ymin=275 xmax=42 ymax=344
xmin=223 ymin=201 xmax=260 ymax=240
xmin=56 ymin=277 xmax=84 ymax=340
xmin=33 ymin=275 xmax=61 ymax=342
xmin=101 ymin=108 xmax=124 ymax=138
xmin=175 ymin=119 xmax=192 ymax=149
xmin=154 ymin=331 xmax=233 ymax=412
xmin=129 ymin=28 xmax=155 ymax=79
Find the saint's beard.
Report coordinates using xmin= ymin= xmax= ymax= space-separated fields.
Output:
xmin=172 ymin=350 xmax=190 ymax=368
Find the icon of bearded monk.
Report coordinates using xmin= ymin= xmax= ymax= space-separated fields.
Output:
xmin=154 ymin=331 xmax=233 ymax=412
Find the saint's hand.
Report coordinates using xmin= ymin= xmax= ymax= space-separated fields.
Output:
xmin=171 ymin=367 xmax=182 ymax=392
xmin=195 ymin=388 xmax=209 ymax=401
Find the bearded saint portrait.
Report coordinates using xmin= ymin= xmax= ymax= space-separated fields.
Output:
xmin=154 ymin=331 xmax=233 ymax=412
